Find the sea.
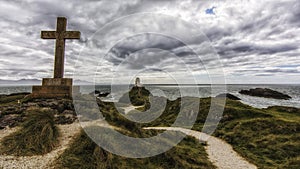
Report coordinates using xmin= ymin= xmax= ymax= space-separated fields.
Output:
xmin=0 ymin=84 xmax=299 ymax=109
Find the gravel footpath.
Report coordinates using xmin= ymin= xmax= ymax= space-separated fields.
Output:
xmin=0 ymin=122 xmax=81 ymax=169
xmin=120 ymin=105 xmax=144 ymax=114
xmin=144 ymin=127 xmax=257 ymax=169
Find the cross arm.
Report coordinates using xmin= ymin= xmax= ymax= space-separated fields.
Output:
xmin=64 ymin=31 xmax=81 ymax=39
xmin=41 ymin=31 xmax=56 ymax=39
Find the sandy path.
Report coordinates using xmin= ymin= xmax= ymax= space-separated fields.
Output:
xmin=0 ymin=122 xmax=81 ymax=169
xmin=120 ymin=105 xmax=144 ymax=114
xmin=144 ymin=127 xmax=257 ymax=169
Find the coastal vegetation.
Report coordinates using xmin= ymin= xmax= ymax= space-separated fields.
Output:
xmin=54 ymin=128 xmax=215 ymax=169
xmin=0 ymin=107 xmax=59 ymax=156
xmin=141 ymin=95 xmax=300 ymax=168
xmin=215 ymin=100 xmax=300 ymax=168
xmin=0 ymin=87 xmax=299 ymax=168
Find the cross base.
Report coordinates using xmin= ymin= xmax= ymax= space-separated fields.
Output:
xmin=31 ymin=78 xmax=79 ymax=99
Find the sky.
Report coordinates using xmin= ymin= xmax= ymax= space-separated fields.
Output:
xmin=0 ymin=0 xmax=299 ymax=84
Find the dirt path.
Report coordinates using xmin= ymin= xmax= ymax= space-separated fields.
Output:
xmin=120 ymin=105 xmax=144 ymax=114
xmin=0 ymin=122 xmax=81 ymax=169
xmin=144 ymin=127 xmax=257 ymax=169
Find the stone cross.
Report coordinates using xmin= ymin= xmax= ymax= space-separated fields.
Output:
xmin=41 ymin=17 xmax=80 ymax=78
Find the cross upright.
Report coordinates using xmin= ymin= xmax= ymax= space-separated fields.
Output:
xmin=41 ymin=17 xmax=81 ymax=78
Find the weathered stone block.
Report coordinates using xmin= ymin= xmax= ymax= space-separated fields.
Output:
xmin=31 ymin=78 xmax=80 ymax=99
xmin=42 ymin=78 xmax=72 ymax=86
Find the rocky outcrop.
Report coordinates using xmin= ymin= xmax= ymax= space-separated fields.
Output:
xmin=0 ymin=94 xmax=77 ymax=129
xmin=90 ymin=90 xmax=110 ymax=97
xmin=119 ymin=86 xmax=151 ymax=106
xmin=239 ymin=88 xmax=291 ymax=100
xmin=0 ymin=114 xmax=23 ymax=129
xmin=0 ymin=105 xmax=26 ymax=129
xmin=216 ymin=93 xmax=241 ymax=100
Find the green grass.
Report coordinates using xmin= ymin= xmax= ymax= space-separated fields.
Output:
xmin=215 ymin=118 xmax=300 ymax=168
xmin=55 ymin=127 xmax=215 ymax=169
xmin=263 ymin=106 xmax=300 ymax=123
xmin=0 ymin=107 xmax=60 ymax=156
xmin=0 ymin=93 xmax=28 ymax=105
xmin=55 ymin=96 xmax=215 ymax=169
xmin=281 ymin=156 xmax=300 ymax=169
xmin=212 ymin=100 xmax=300 ymax=168
xmin=136 ymin=96 xmax=300 ymax=168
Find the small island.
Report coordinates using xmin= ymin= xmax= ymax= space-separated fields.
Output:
xmin=239 ymin=88 xmax=292 ymax=100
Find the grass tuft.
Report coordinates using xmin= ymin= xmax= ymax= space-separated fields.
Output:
xmin=0 ymin=107 xmax=59 ymax=156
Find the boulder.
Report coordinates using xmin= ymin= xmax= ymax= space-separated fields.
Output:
xmin=0 ymin=106 xmax=26 ymax=116
xmin=98 ymin=92 xmax=110 ymax=97
xmin=94 ymin=90 xmax=101 ymax=95
xmin=61 ymin=110 xmax=76 ymax=116
xmin=216 ymin=93 xmax=241 ymax=100
xmin=0 ymin=114 xmax=23 ymax=129
xmin=239 ymin=88 xmax=292 ymax=100
xmin=55 ymin=115 xmax=76 ymax=125
xmin=90 ymin=90 xmax=110 ymax=97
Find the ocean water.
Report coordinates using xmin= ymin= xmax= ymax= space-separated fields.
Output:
xmin=0 ymin=84 xmax=299 ymax=108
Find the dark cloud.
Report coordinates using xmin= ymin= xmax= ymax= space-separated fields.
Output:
xmin=255 ymin=74 xmax=273 ymax=76
xmin=218 ymin=43 xmax=298 ymax=56
xmin=105 ymin=33 xmax=195 ymax=67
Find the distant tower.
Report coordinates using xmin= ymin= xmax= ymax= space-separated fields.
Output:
xmin=135 ymin=77 xmax=142 ymax=87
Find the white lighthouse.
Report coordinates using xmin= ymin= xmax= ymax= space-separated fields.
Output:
xmin=135 ymin=77 xmax=142 ymax=87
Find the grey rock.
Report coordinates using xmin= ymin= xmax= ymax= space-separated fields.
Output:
xmin=239 ymin=88 xmax=291 ymax=100
xmin=216 ymin=93 xmax=241 ymax=100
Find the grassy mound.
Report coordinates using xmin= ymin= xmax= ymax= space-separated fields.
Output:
xmin=119 ymin=86 xmax=152 ymax=108
xmin=55 ymin=128 xmax=215 ymax=169
xmin=0 ymin=107 xmax=59 ymax=156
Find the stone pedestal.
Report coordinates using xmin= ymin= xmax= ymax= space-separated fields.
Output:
xmin=31 ymin=78 xmax=79 ymax=99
